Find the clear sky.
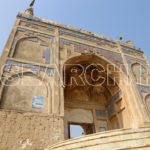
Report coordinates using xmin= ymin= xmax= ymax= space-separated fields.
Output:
xmin=0 ymin=0 xmax=150 ymax=62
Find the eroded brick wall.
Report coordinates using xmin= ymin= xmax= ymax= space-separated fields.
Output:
xmin=0 ymin=110 xmax=64 ymax=150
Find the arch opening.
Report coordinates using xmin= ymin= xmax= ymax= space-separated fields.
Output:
xmin=63 ymin=55 xmax=129 ymax=139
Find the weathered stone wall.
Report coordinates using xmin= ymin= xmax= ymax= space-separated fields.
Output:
xmin=0 ymin=110 xmax=64 ymax=150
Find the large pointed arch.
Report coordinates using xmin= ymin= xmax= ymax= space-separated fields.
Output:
xmin=62 ymin=54 xmax=133 ymax=139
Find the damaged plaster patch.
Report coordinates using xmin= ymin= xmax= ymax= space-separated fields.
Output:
xmin=19 ymin=139 xmax=32 ymax=149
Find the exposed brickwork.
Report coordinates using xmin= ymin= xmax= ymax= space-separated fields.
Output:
xmin=0 ymin=110 xmax=64 ymax=150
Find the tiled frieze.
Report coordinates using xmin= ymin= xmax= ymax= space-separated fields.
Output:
xmin=17 ymin=27 xmax=55 ymax=43
xmin=60 ymin=38 xmax=126 ymax=74
xmin=121 ymin=45 xmax=144 ymax=59
xmin=4 ymin=60 xmax=54 ymax=76
xmin=125 ymin=55 xmax=147 ymax=65
xmin=59 ymin=29 xmax=118 ymax=50
xmin=18 ymin=16 xmax=56 ymax=33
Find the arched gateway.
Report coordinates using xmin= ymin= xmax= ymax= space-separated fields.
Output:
xmin=63 ymin=54 xmax=131 ymax=139
xmin=0 ymin=8 xmax=150 ymax=150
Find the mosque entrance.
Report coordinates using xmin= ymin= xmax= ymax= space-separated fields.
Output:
xmin=63 ymin=55 xmax=128 ymax=139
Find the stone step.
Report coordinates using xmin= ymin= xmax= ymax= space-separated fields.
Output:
xmin=46 ymin=126 xmax=150 ymax=150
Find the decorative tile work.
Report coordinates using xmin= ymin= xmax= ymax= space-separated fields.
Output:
xmin=52 ymin=48 xmax=55 ymax=64
xmin=125 ymin=55 xmax=147 ymax=65
xmin=106 ymin=91 xmax=122 ymax=107
xmin=21 ymin=37 xmax=48 ymax=47
xmin=121 ymin=45 xmax=143 ymax=53
xmin=4 ymin=60 xmax=54 ymax=76
xmin=11 ymin=37 xmax=17 ymax=49
xmin=51 ymin=37 xmax=55 ymax=44
xmin=60 ymin=38 xmax=126 ymax=74
xmin=17 ymin=27 xmax=55 ymax=43
xmin=29 ymin=15 xmax=33 ymax=20
xmin=40 ymin=41 xmax=48 ymax=47
xmin=17 ymin=27 xmax=27 ymax=32
xmin=47 ymin=28 xmax=55 ymax=32
xmin=127 ymin=56 xmax=150 ymax=107
xmin=137 ymin=85 xmax=150 ymax=99
xmin=25 ymin=22 xmax=38 ymax=29
xmin=127 ymin=56 xmax=150 ymax=85
xmin=108 ymin=106 xmax=115 ymax=116
xmin=96 ymin=110 xmax=106 ymax=117
xmin=43 ymin=48 xmax=50 ymax=64
xmin=28 ymin=37 xmax=38 ymax=42
xmin=37 ymin=32 xmax=53 ymax=39
xmin=59 ymin=30 xmax=118 ymax=49
xmin=18 ymin=27 xmax=34 ymax=35
xmin=18 ymin=14 xmax=117 ymax=50
xmin=137 ymin=85 xmax=150 ymax=117
xmin=122 ymin=46 xmax=144 ymax=59
xmin=17 ymin=16 xmax=56 ymax=31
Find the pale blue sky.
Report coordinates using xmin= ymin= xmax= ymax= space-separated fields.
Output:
xmin=0 ymin=0 xmax=150 ymax=61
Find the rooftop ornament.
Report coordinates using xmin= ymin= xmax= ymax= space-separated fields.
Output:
xmin=24 ymin=0 xmax=36 ymax=16
xmin=30 ymin=0 xmax=36 ymax=7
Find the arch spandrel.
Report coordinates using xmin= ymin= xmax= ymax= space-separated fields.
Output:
xmin=12 ymin=36 xmax=51 ymax=64
xmin=59 ymin=38 xmax=127 ymax=75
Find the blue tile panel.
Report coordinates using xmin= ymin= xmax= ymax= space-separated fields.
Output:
xmin=43 ymin=48 xmax=50 ymax=64
xmin=11 ymin=37 xmax=17 ymax=49
xmin=52 ymin=48 xmax=55 ymax=64
xmin=108 ymin=106 xmax=115 ymax=116
xmin=25 ymin=21 xmax=55 ymax=32
xmin=29 ymin=15 xmax=33 ymax=20
xmin=121 ymin=45 xmax=143 ymax=53
xmin=59 ymin=30 xmax=117 ymax=49
xmin=18 ymin=15 xmax=116 ymax=47
xmin=18 ymin=15 xmax=142 ymax=54
xmin=18 ymin=27 xmax=34 ymax=35
xmin=125 ymin=55 xmax=147 ymax=65
xmin=59 ymin=38 xmax=127 ymax=74
xmin=122 ymin=48 xmax=144 ymax=59
xmin=28 ymin=37 xmax=38 ymax=42
xmin=25 ymin=22 xmax=38 ymax=29
xmin=96 ymin=110 xmax=106 ymax=117
xmin=4 ymin=60 xmax=54 ymax=76
xmin=17 ymin=16 xmax=55 ymax=32
xmin=40 ymin=41 xmax=48 ymax=46
xmin=17 ymin=27 xmax=55 ymax=42
xmin=106 ymin=91 xmax=122 ymax=107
